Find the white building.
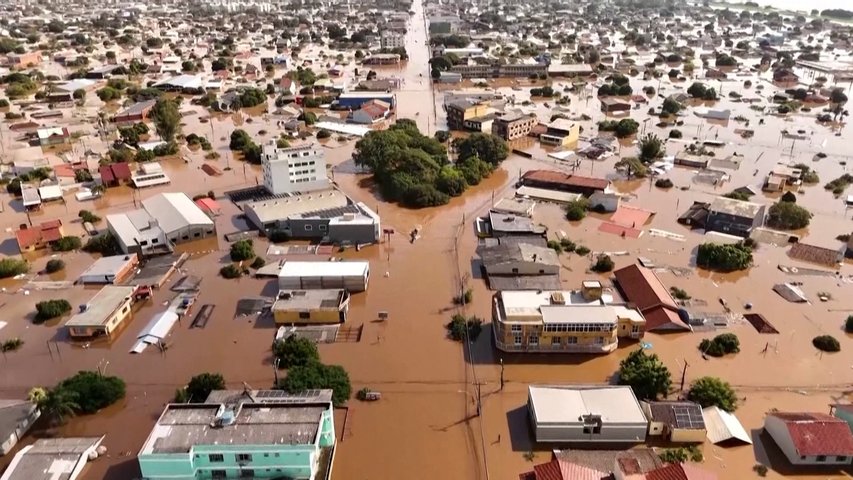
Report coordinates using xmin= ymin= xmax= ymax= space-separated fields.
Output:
xmin=380 ymin=31 xmax=405 ymax=49
xmin=764 ymin=412 xmax=853 ymax=466
xmin=527 ymin=385 xmax=647 ymax=443
xmin=261 ymin=142 xmax=329 ymax=195
xmin=278 ymin=260 xmax=370 ymax=292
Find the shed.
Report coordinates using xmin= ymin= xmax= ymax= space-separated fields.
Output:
xmin=277 ymin=261 xmax=370 ymax=292
xmin=703 ymin=406 xmax=752 ymax=445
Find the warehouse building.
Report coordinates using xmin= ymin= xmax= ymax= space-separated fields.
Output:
xmin=65 ymin=285 xmax=137 ymax=339
xmin=278 ymin=261 xmax=370 ymax=292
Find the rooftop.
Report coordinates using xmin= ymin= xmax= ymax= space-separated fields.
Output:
xmin=65 ymin=285 xmax=136 ymax=328
xmin=479 ymin=242 xmax=559 ymax=267
xmin=488 ymin=211 xmax=546 ymax=234
xmin=646 ymin=401 xmax=706 ymax=430
xmin=0 ymin=437 xmax=104 ymax=480
xmin=244 ymin=189 xmax=349 ymax=224
xmin=528 ymin=385 xmax=647 ymax=425
xmin=0 ymin=400 xmax=35 ymax=446
xmin=769 ymin=412 xmax=853 ymax=457
xmin=278 ymin=260 xmax=369 ymax=278
xmin=140 ymin=403 xmax=327 ymax=454
xmin=708 ymin=196 xmax=763 ymax=218
xmin=78 ymin=254 xmax=137 ymax=281
xmin=521 ymin=170 xmax=610 ymax=191
xmin=271 ymin=289 xmax=347 ymax=312
xmin=141 ymin=192 xmax=214 ymax=234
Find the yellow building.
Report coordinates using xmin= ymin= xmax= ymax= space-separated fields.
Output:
xmin=445 ymin=100 xmax=490 ymax=130
xmin=65 ymin=285 xmax=136 ymax=338
xmin=492 ymin=283 xmax=645 ymax=354
xmin=271 ymin=290 xmax=350 ymax=325
xmin=539 ymin=119 xmax=581 ymax=147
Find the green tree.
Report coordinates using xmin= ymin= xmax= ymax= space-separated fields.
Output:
xmin=564 ymin=199 xmax=588 ymax=221
xmin=72 ymin=88 xmax=86 ymax=100
xmin=699 ymin=333 xmax=740 ymax=357
xmin=591 ymin=254 xmax=615 ymax=272
xmin=638 ymin=133 xmax=664 ymax=162
xmin=229 ymin=129 xmax=253 ymax=151
xmin=813 ymin=335 xmax=841 ymax=352
xmin=766 ymin=201 xmax=811 ymax=230
xmin=58 ymin=371 xmax=126 ymax=414
xmin=38 ymin=387 xmax=79 ymax=426
xmin=35 ymin=299 xmax=72 ymax=322
xmin=696 ymin=242 xmax=753 ymax=272
xmin=279 ymin=363 xmax=352 ymax=406
xmin=434 ymin=130 xmax=451 ymax=143
xmin=661 ymin=97 xmax=681 ymax=115
xmin=614 ymin=119 xmax=639 ymax=138
xmin=687 ymin=376 xmax=738 ymax=411
xmin=845 ymin=315 xmax=853 ymax=333
xmin=185 ymin=373 xmax=225 ymax=402
xmin=96 ymin=86 xmax=121 ymax=101
xmin=229 ymin=239 xmax=255 ymax=261
xmin=614 ymin=156 xmax=649 ymax=178
xmin=452 ymin=133 xmax=509 ymax=165
xmin=45 ymin=259 xmax=65 ymax=273
xmin=150 ymin=98 xmax=181 ymax=142
xmin=618 ymin=349 xmax=672 ymax=400
xmin=52 ymin=236 xmax=82 ymax=252
xmin=273 ymin=335 xmax=320 ymax=368
xmin=446 ymin=314 xmax=483 ymax=342
xmin=0 ymin=258 xmax=28 ymax=278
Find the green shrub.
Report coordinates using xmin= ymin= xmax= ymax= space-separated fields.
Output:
xmin=591 ymin=254 xmax=615 ymax=273
xmin=670 ymin=287 xmax=691 ymax=300
xmin=220 ymin=264 xmax=242 ymax=279
xmin=845 ymin=315 xmax=853 ymax=333
xmin=813 ymin=335 xmax=840 ymax=352
xmin=279 ymin=362 xmax=352 ymax=406
xmin=575 ymin=246 xmax=590 ymax=255
xmin=45 ymin=259 xmax=65 ymax=273
xmin=34 ymin=299 xmax=72 ymax=323
xmin=696 ymin=242 xmax=752 ymax=272
xmin=546 ymin=240 xmax=563 ymax=254
xmin=699 ymin=333 xmax=740 ymax=357
xmin=58 ymin=371 xmax=126 ymax=414
xmin=766 ymin=201 xmax=811 ymax=230
xmin=668 ymin=129 xmax=683 ymax=139
xmin=52 ymin=236 xmax=82 ymax=252
xmin=273 ymin=335 xmax=320 ymax=368
xmin=446 ymin=314 xmax=483 ymax=342
xmin=659 ymin=446 xmax=703 ymax=464
xmin=655 ymin=178 xmax=674 ymax=188
xmin=453 ymin=288 xmax=473 ymax=305
xmin=559 ymin=238 xmax=576 ymax=252
xmin=229 ymin=239 xmax=255 ymax=261
xmin=564 ymin=199 xmax=588 ymax=221
xmin=316 ymin=129 xmax=332 ymax=139
xmin=1 ymin=338 xmax=23 ymax=352
xmin=82 ymin=233 xmax=121 ymax=255
xmin=687 ymin=376 xmax=738 ymax=411
xmin=184 ymin=373 xmax=225 ymax=402
xmin=0 ymin=258 xmax=28 ymax=278
xmin=250 ymin=257 xmax=266 ymax=269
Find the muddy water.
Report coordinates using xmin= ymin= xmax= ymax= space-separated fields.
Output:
xmin=2 ymin=4 xmax=853 ymax=480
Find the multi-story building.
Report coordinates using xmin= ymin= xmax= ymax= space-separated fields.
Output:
xmin=445 ymin=99 xmax=490 ymax=131
xmin=491 ymin=113 xmax=538 ymax=140
xmin=497 ymin=63 xmax=548 ymax=77
xmin=380 ymin=31 xmax=405 ymax=49
xmin=137 ymin=390 xmax=337 ymax=480
xmin=262 ymin=143 xmax=329 ymax=195
xmin=492 ymin=283 xmax=645 ymax=354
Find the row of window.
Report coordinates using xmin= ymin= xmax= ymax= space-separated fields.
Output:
xmin=293 ymin=176 xmax=318 ymax=183
xmin=288 ymin=161 xmax=316 ymax=168
xmin=303 ymin=224 xmax=327 ymax=232
xmin=289 ymin=169 xmax=316 ymax=176
xmin=804 ymin=455 xmax=847 ymax=462
xmin=512 ymin=335 xmax=608 ymax=346
xmin=542 ymin=324 xmax=617 ymax=333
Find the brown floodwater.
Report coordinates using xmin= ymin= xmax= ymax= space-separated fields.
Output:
xmin=2 ymin=3 xmax=853 ymax=480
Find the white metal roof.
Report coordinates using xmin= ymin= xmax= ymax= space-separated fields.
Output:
xmin=278 ymin=261 xmax=369 ymax=278
xmin=37 ymin=184 xmax=62 ymax=200
xmin=528 ymin=385 xmax=647 ymax=425
xmin=65 ymin=286 xmax=136 ymax=328
xmin=314 ymin=121 xmax=370 ymax=137
xmin=153 ymin=74 xmax=203 ymax=90
xmin=141 ymin=192 xmax=213 ymax=236
xmin=703 ymin=406 xmax=752 ymax=445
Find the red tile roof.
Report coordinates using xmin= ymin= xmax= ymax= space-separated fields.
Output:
xmin=520 ymin=459 xmax=609 ymax=480
xmin=533 ymin=460 xmax=563 ymax=480
xmin=99 ymin=165 xmax=115 ymax=183
xmin=194 ymin=197 xmax=221 ymax=213
xmin=522 ymin=170 xmax=610 ymax=191
xmin=645 ymin=463 xmax=717 ymax=480
xmin=771 ymin=412 xmax=853 ymax=456
xmin=111 ymin=162 xmax=132 ymax=180
xmin=614 ymin=264 xmax=690 ymax=332
xmin=15 ymin=220 xmax=63 ymax=249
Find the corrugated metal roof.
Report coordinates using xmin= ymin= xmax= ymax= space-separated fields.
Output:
xmin=702 ymin=406 xmax=752 ymax=445
xmin=141 ymin=193 xmax=213 ymax=236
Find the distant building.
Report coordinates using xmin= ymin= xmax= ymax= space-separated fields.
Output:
xmin=492 ymin=287 xmax=644 ymax=353
xmin=380 ymin=31 xmax=405 ymax=49
xmin=361 ymin=53 xmax=401 ymax=65
xmin=527 ymin=385 xmax=647 ymax=443
xmin=520 ymin=170 xmax=611 ymax=197
xmin=600 ymin=97 xmax=631 ymax=114
xmin=462 ymin=113 xmax=495 ymax=132
xmin=0 ymin=399 xmax=39 ymax=456
xmin=261 ymin=143 xmax=329 ymax=195
xmin=492 ymin=113 xmax=537 ymax=140
xmin=539 ymin=119 xmax=580 ymax=146
xmin=705 ymin=196 xmax=766 ymax=238
xmin=334 ymin=91 xmax=396 ymax=109
xmin=99 ymin=162 xmax=132 ymax=187
xmin=112 ymin=100 xmax=156 ymax=124
xmin=137 ymin=393 xmax=335 ymax=480
xmin=520 ymin=452 xmax=717 ymax=480
xmin=764 ymin=412 xmax=853 ymax=466
xmin=445 ymin=99 xmax=490 ymax=130
xmin=65 ymin=285 xmax=137 ymax=339
xmin=77 ymin=254 xmax=139 ymax=285
xmin=4 ymin=51 xmax=42 ymax=68
xmin=478 ymin=241 xmax=560 ymax=290
xmin=15 ymin=219 xmax=63 ymax=253
xmin=36 ymin=127 xmax=70 ymax=146
xmin=547 ymin=63 xmax=594 ymax=77
xmin=271 ymin=289 xmax=351 ymax=324
xmin=348 ymin=99 xmax=391 ymax=124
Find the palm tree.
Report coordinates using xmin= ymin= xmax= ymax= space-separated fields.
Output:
xmin=39 ymin=387 xmax=80 ymax=426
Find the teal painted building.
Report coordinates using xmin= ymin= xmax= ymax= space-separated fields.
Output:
xmin=137 ymin=392 xmax=335 ymax=480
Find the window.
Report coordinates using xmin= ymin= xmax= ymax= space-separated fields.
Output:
xmin=182 ymin=235 xmax=189 ymax=240
xmin=511 ymin=268 xmax=519 ymax=274
xmin=263 ymin=453 xmax=269 ymax=457
xmin=305 ymin=225 xmax=313 ymax=231
xmin=583 ymin=425 xmax=602 ymax=434
xmin=211 ymin=470 xmax=226 ymax=479
xmin=510 ymin=325 xmax=522 ymax=333
xmin=122 ymin=305 xmax=129 ymax=313
xmin=236 ymin=453 xmax=252 ymax=462
xmin=299 ymin=311 xmax=311 ymax=319
xmin=319 ymin=224 xmax=327 ymax=231
xmin=567 ymin=336 xmax=577 ymax=344
xmin=274 ymin=453 xmax=280 ymax=457
xmin=209 ymin=453 xmax=224 ymax=462
xmin=152 ymin=238 xmax=159 ymax=244
xmin=816 ymin=455 xmax=826 ymax=462
xmin=594 ymin=337 xmax=604 ymax=344
xmin=239 ymin=469 xmax=255 ymax=478
xmin=551 ymin=337 xmax=561 ymax=345
xmin=528 ymin=335 xmax=539 ymax=346
xmin=632 ymin=325 xmax=640 ymax=333
xmin=513 ymin=335 xmax=522 ymax=346
xmin=836 ymin=456 xmax=847 ymax=462
xmin=194 ymin=232 xmax=200 ymax=237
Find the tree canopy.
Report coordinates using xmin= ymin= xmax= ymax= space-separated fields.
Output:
xmin=696 ymin=242 xmax=752 ymax=272
xmin=57 ymin=371 xmax=126 ymax=414
xmin=452 ymin=133 xmax=509 ymax=165
xmin=766 ymin=201 xmax=811 ymax=230
xmin=150 ymin=98 xmax=181 ymax=142
xmin=687 ymin=376 xmax=737 ymax=412
xmin=185 ymin=373 xmax=226 ymax=402
xmin=230 ymin=239 xmax=255 ymax=261
xmin=279 ymin=362 xmax=352 ymax=406
xmin=273 ymin=335 xmax=320 ymax=368
xmin=618 ymin=349 xmax=672 ymax=400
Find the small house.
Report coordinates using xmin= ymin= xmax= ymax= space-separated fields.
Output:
xmin=600 ymin=97 xmax=631 ymax=114
xmin=271 ymin=289 xmax=351 ymax=324
xmin=36 ymin=127 xmax=70 ymax=146
xmin=15 ymin=220 xmax=64 ymax=253
xmin=65 ymin=285 xmax=137 ymax=338
xmin=77 ymin=254 xmax=139 ymax=285
xmin=705 ymin=196 xmax=766 ymax=238
xmin=764 ymin=412 xmax=853 ymax=466
xmin=0 ymin=399 xmax=40 ymax=456
xmin=643 ymin=401 xmax=707 ymax=443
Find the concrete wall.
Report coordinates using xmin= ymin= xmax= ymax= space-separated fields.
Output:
xmin=529 ymin=401 xmax=646 ymax=443
xmin=670 ymin=428 xmax=708 ymax=443
xmin=138 ymin=444 xmax=318 ymax=480
xmin=274 ymin=307 xmax=346 ymax=325
xmin=328 ymin=222 xmax=380 ymax=244
xmin=486 ymin=260 xmax=559 ymax=276
xmin=164 ymin=223 xmax=216 ymax=245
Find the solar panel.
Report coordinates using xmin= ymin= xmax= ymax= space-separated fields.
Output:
xmin=672 ymin=405 xmax=705 ymax=429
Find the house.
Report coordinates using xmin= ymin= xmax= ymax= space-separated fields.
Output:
xmin=261 ymin=143 xmax=329 ymax=195
xmin=763 ymin=164 xmax=802 ymax=191
xmin=136 ymin=392 xmax=335 ymax=480
xmin=705 ymin=196 xmax=766 ymax=238
xmin=445 ymin=99 xmax=490 ymax=130
xmin=486 ymin=211 xmax=546 ymax=238
xmin=271 ymin=289 xmax=351 ymax=324
xmin=279 ymin=77 xmax=297 ymax=96
xmin=703 ymin=406 xmax=752 ymax=445
xmin=37 ymin=184 xmax=63 ymax=202
xmin=0 ymin=400 xmax=39 ymax=456
xmin=788 ymin=242 xmax=844 ymax=267
xmin=773 ymin=68 xmax=799 ymax=83
xmin=478 ymin=241 xmax=561 ymax=290
xmin=334 ymin=91 xmax=395 ymax=109
xmin=77 ymin=254 xmax=139 ymax=285
xmin=600 ymin=97 xmax=631 ymax=114
xmin=539 ymin=118 xmax=581 ymax=146
xmin=131 ymin=161 xmax=171 ymax=188
xmin=492 ymin=287 xmax=645 ymax=353
xmin=65 ymin=285 xmax=137 ymax=338
xmin=153 ymin=74 xmax=204 ymax=92
xmin=492 ymin=197 xmax=535 ymax=217
xmin=4 ymin=51 xmax=42 ymax=68
xmin=642 ymin=401 xmax=707 ymax=443
xmin=348 ymin=99 xmax=390 ymax=124
xmin=278 ymin=260 xmax=370 ymax=292
xmin=527 ymin=385 xmax=648 ymax=443
xmin=521 ymin=454 xmax=716 ymax=480
xmin=764 ymin=412 xmax=853 ymax=466
xmin=99 ymin=162 xmax=132 ymax=187
xmin=112 ymin=100 xmax=156 ymax=124
xmin=463 ymin=114 xmax=495 ymax=132
xmin=612 ymin=264 xmax=691 ymax=332
xmin=520 ymin=170 xmax=611 ymax=197
xmin=20 ymin=185 xmax=41 ymax=209
xmin=361 ymin=53 xmax=401 ymax=65
xmin=548 ymin=63 xmax=594 ymax=77
xmin=492 ymin=113 xmax=538 ymax=140
xmin=674 ymin=151 xmax=711 ymax=169
xmin=15 ymin=220 xmax=64 ymax=253
xmin=36 ymin=127 xmax=70 ymax=146
xmin=0 ymin=437 xmax=105 ymax=480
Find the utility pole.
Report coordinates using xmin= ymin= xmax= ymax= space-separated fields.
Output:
xmin=499 ymin=358 xmax=504 ymax=391
xmin=680 ymin=360 xmax=689 ymax=391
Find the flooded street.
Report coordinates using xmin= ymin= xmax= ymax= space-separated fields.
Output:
xmin=0 ymin=1 xmax=853 ymax=479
